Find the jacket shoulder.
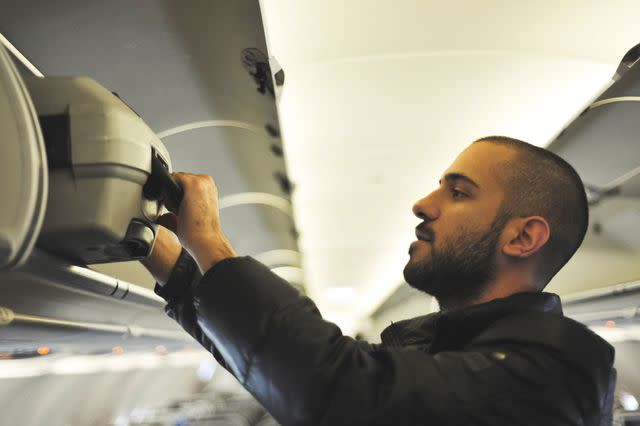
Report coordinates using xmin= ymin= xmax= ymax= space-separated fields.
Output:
xmin=471 ymin=311 xmax=615 ymax=377
xmin=471 ymin=312 xmax=616 ymax=425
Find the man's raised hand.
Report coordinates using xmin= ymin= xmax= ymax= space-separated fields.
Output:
xmin=167 ymin=172 xmax=236 ymax=274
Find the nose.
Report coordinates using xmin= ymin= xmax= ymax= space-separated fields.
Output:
xmin=412 ymin=192 xmax=440 ymax=221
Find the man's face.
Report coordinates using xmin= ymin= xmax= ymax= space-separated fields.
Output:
xmin=403 ymin=142 xmax=514 ymax=309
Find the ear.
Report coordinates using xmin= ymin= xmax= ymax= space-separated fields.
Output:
xmin=502 ymin=216 xmax=550 ymax=258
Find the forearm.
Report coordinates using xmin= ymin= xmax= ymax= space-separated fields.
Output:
xmin=146 ymin=238 xmax=233 ymax=372
xmin=191 ymin=257 xmax=349 ymax=424
xmin=159 ymin=254 xmax=231 ymax=371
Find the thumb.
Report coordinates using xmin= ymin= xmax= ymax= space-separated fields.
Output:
xmin=156 ymin=212 xmax=178 ymax=233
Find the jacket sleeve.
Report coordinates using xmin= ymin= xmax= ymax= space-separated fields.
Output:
xmin=153 ymin=249 xmax=230 ymax=372
xmin=184 ymin=256 xmax=597 ymax=426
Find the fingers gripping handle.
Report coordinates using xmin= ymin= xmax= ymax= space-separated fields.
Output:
xmin=154 ymin=155 xmax=183 ymax=213
xmin=143 ymin=152 xmax=184 ymax=214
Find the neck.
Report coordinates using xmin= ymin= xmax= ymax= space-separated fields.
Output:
xmin=437 ymin=276 xmax=538 ymax=313
xmin=474 ymin=285 xmax=537 ymax=306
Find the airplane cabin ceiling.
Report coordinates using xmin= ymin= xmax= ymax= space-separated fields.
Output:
xmin=258 ymin=0 xmax=640 ymax=330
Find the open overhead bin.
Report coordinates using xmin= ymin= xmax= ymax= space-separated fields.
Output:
xmin=0 ymin=44 xmax=47 ymax=270
xmin=549 ymin=43 xmax=640 ymax=201
xmin=0 ymin=43 xmax=188 ymax=351
xmin=0 ymin=42 xmax=185 ymax=268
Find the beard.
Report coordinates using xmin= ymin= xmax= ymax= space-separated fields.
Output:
xmin=403 ymin=213 xmax=508 ymax=311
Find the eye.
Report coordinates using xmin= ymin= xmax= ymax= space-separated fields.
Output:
xmin=451 ymin=188 xmax=467 ymax=199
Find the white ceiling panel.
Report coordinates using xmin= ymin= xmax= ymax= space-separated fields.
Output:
xmin=260 ymin=0 xmax=639 ymax=65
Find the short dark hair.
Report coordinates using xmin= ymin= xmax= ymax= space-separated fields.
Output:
xmin=474 ymin=136 xmax=589 ymax=288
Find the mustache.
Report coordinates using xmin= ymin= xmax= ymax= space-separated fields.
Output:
xmin=415 ymin=224 xmax=435 ymax=242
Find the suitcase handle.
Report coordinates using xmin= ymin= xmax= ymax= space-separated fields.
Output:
xmin=142 ymin=152 xmax=184 ymax=214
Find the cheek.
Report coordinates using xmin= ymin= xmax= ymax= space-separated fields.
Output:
xmin=436 ymin=215 xmax=488 ymax=247
xmin=449 ymin=201 xmax=495 ymax=226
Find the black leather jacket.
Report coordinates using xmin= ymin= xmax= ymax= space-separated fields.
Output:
xmin=155 ymin=251 xmax=616 ymax=426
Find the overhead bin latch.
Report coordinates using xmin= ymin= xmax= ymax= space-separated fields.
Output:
xmin=242 ymin=47 xmax=275 ymax=97
xmin=613 ymin=42 xmax=640 ymax=80
xmin=0 ymin=307 xmax=15 ymax=326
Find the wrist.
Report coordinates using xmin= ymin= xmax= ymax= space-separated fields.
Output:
xmin=141 ymin=226 xmax=182 ymax=285
xmin=188 ymin=235 xmax=237 ymax=274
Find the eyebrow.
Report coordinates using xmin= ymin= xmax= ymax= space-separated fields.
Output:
xmin=439 ymin=173 xmax=480 ymax=189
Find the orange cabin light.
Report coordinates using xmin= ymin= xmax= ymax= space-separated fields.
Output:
xmin=606 ymin=320 xmax=616 ymax=328
xmin=112 ymin=346 xmax=124 ymax=355
xmin=37 ymin=347 xmax=50 ymax=355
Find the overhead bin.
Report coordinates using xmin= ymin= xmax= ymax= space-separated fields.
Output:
xmin=0 ymin=45 xmax=48 ymax=270
xmin=0 ymin=43 xmax=191 ymax=352
xmin=549 ymin=43 xmax=640 ymax=197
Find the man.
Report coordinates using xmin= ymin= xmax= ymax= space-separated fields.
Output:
xmin=143 ymin=137 xmax=616 ymax=425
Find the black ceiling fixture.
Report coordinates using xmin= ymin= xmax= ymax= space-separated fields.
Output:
xmin=274 ymin=171 xmax=293 ymax=195
xmin=265 ymin=123 xmax=280 ymax=138
xmin=241 ymin=47 xmax=274 ymax=97
xmin=584 ymin=183 xmax=620 ymax=206
xmin=270 ymin=144 xmax=284 ymax=157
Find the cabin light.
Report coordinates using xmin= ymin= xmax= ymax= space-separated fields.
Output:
xmin=37 ymin=347 xmax=50 ymax=356
xmin=271 ymin=266 xmax=304 ymax=283
xmin=112 ymin=415 xmax=130 ymax=426
xmin=112 ymin=346 xmax=124 ymax=355
xmin=325 ymin=286 xmax=357 ymax=304
xmin=0 ymin=350 xmax=211 ymax=378
xmin=196 ymin=359 xmax=216 ymax=382
xmin=590 ymin=326 xmax=627 ymax=342
xmin=323 ymin=311 xmax=358 ymax=336
xmin=620 ymin=392 xmax=640 ymax=411
xmin=606 ymin=320 xmax=616 ymax=328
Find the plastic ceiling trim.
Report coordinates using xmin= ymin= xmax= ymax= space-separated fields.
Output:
xmin=219 ymin=192 xmax=293 ymax=217
xmin=561 ymin=278 xmax=640 ymax=305
xmin=605 ymin=165 xmax=640 ymax=191
xmin=0 ymin=306 xmax=190 ymax=341
xmin=253 ymin=249 xmax=301 ymax=267
xmin=157 ymin=120 xmax=269 ymax=139
xmin=0 ymin=32 xmax=44 ymax=77
xmin=19 ymin=251 xmax=166 ymax=309
xmin=590 ymin=96 xmax=640 ymax=109
xmin=271 ymin=266 xmax=304 ymax=283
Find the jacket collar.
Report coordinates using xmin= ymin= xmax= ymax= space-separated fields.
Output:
xmin=380 ymin=291 xmax=563 ymax=352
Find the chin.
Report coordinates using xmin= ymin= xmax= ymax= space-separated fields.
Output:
xmin=408 ymin=249 xmax=430 ymax=267
xmin=404 ymin=255 xmax=420 ymax=273
xmin=403 ymin=260 xmax=424 ymax=286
